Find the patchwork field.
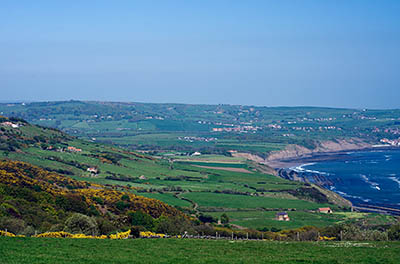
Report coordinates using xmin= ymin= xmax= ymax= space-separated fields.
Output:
xmin=1 ymin=238 xmax=399 ymax=264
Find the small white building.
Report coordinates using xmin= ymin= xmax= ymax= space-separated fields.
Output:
xmin=1 ymin=122 xmax=19 ymax=128
xmin=87 ymin=167 xmax=98 ymax=174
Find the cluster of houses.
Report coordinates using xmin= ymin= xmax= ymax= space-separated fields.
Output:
xmin=212 ymin=125 xmax=260 ymax=133
xmin=45 ymin=146 xmax=83 ymax=153
xmin=178 ymin=136 xmax=217 ymax=143
xmin=373 ymin=127 xmax=400 ymax=135
xmin=275 ymin=207 xmax=332 ymax=221
xmin=380 ymin=138 xmax=400 ymax=147
xmin=267 ymin=124 xmax=282 ymax=129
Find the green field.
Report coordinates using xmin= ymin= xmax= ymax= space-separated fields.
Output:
xmin=1 ymin=238 xmax=399 ymax=264
xmin=182 ymin=192 xmax=332 ymax=210
xmin=208 ymin=211 xmax=347 ymax=230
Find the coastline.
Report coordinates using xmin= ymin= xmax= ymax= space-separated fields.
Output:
xmin=265 ymin=145 xmax=399 ymax=169
xmin=267 ymin=146 xmax=400 ymax=215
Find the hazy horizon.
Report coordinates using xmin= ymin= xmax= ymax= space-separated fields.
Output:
xmin=2 ymin=99 xmax=400 ymax=111
xmin=2 ymin=1 xmax=400 ymax=109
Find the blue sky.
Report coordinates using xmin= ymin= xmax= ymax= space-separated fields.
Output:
xmin=1 ymin=0 xmax=399 ymax=108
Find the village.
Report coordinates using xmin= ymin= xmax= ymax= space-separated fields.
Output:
xmin=380 ymin=138 xmax=400 ymax=147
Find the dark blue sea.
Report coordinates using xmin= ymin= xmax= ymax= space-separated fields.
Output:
xmin=292 ymin=149 xmax=400 ymax=210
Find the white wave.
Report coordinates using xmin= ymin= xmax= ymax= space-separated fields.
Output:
xmin=291 ymin=163 xmax=315 ymax=172
xmin=389 ymin=176 xmax=400 ymax=188
xmin=335 ymin=190 xmax=370 ymax=202
xmin=290 ymin=163 xmax=329 ymax=175
xmin=360 ymin=174 xmax=380 ymax=190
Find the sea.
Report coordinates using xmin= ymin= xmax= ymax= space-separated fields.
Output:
xmin=291 ymin=149 xmax=400 ymax=211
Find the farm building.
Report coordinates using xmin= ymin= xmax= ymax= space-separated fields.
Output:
xmin=318 ymin=207 xmax=333 ymax=214
xmin=67 ymin=146 xmax=82 ymax=152
xmin=87 ymin=167 xmax=98 ymax=174
xmin=276 ymin=212 xmax=290 ymax=221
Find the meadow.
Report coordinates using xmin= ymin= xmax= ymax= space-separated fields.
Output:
xmin=1 ymin=237 xmax=399 ymax=264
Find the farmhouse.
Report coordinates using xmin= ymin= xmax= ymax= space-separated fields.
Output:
xmin=318 ymin=207 xmax=333 ymax=214
xmin=276 ymin=212 xmax=290 ymax=221
xmin=67 ymin=146 xmax=82 ymax=152
xmin=87 ymin=167 xmax=98 ymax=174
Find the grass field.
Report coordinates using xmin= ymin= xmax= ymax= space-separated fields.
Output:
xmin=182 ymin=192 xmax=331 ymax=210
xmin=1 ymin=238 xmax=399 ymax=263
xmin=208 ymin=211 xmax=347 ymax=230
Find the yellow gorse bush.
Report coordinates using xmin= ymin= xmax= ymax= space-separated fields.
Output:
xmin=34 ymin=231 xmax=107 ymax=239
xmin=110 ymin=230 xmax=131 ymax=239
xmin=2 ymin=229 xmax=166 ymax=240
xmin=140 ymin=231 xmax=166 ymax=238
xmin=0 ymin=160 xmax=183 ymax=219
xmin=319 ymin=236 xmax=336 ymax=241
xmin=0 ymin=230 xmax=16 ymax=237
xmin=35 ymin=231 xmax=74 ymax=238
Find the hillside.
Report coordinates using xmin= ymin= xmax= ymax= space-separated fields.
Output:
xmin=1 ymin=116 xmax=381 ymax=232
xmin=0 ymin=159 xmax=185 ymax=235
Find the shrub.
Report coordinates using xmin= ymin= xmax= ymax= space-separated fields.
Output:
xmin=22 ymin=225 xmax=35 ymax=236
xmin=96 ymin=217 xmax=117 ymax=235
xmin=130 ymin=226 xmax=144 ymax=238
xmin=388 ymin=224 xmax=400 ymax=241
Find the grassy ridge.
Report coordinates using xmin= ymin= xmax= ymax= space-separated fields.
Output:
xmin=1 ymin=237 xmax=399 ymax=264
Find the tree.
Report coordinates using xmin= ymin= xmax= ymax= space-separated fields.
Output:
xmin=220 ymin=213 xmax=229 ymax=224
xmin=64 ymin=213 xmax=99 ymax=235
xmin=199 ymin=214 xmax=216 ymax=223
xmin=0 ymin=217 xmax=26 ymax=234
xmin=154 ymin=215 xmax=194 ymax=235
xmin=128 ymin=210 xmax=154 ymax=230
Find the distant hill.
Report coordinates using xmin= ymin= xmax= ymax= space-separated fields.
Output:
xmin=1 ymin=100 xmax=399 ymax=157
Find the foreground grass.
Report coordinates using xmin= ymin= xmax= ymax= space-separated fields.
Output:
xmin=1 ymin=238 xmax=399 ymax=264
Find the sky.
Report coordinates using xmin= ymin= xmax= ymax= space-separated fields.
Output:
xmin=1 ymin=0 xmax=400 ymax=109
